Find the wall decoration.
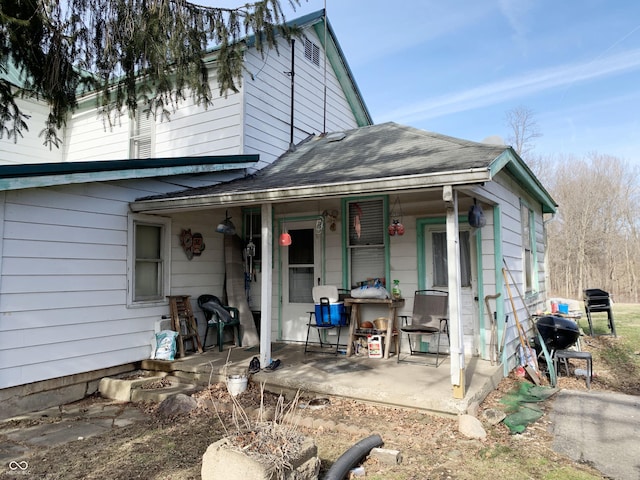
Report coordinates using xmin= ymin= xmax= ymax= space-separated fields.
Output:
xmin=389 ymin=197 xmax=405 ymax=236
xmin=180 ymin=229 xmax=205 ymax=260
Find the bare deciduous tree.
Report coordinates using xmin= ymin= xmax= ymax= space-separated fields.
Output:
xmin=546 ymin=153 xmax=640 ymax=303
xmin=505 ymin=105 xmax=542 ymax=165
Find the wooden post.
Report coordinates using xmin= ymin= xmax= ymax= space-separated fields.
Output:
xmin=444 ymin=186 xmax=466 ymax=399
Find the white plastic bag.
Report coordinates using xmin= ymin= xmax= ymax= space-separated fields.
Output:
xmin=350 ymin=285 xmax=390 ymax=299
xmin=154 ymin=330 xmax=178 ymax=361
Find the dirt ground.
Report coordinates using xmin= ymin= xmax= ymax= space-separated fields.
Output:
xmin=2 ymin=335 xmax=635 ymax=480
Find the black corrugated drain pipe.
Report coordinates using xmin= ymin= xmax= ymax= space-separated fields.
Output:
xmin=323 ymin=434 xmax=384 ymax=480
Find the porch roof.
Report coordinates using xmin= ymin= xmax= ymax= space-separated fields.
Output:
xmin=0 ymin=155 xmax=258 ymax=192
xmin=130 ymin=122 xmax=557 ymax=214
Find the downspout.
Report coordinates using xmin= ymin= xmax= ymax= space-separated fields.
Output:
xmin=289 ymin=39 xmax=295 ymax=150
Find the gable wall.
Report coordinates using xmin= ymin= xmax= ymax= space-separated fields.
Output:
xmin=63 ymin=78 xmax=244 ymax=162
xmin=243 ymin=28 xmax=361 ymax=170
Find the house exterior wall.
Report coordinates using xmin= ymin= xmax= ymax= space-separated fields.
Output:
xmin=480 ymin=172 xmax=549 ymax=371
xmin=0 ymin=98 xmax=62 ymax=166
xmin=242 ymin=28 xmax=361 ymax=171
xmin=0 ymin=181 xmax=232 ymax=390
xmin=62 ymin=78 xmax=244 ymax=162
xmin=2 ymin=25 xmax=360 ymax=170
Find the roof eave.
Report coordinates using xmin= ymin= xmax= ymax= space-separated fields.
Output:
xmin=0 ymin=155 xmax=259 ymax=192
xmin=130 ymin=168 xmax=491 ymax=213
xmin=490 ymin=149 xmax=558 ymax=214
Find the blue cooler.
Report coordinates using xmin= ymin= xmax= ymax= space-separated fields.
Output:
xmin=313 ymin=286 xmax=347 ymax=326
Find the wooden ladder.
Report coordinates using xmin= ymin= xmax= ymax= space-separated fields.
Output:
xmin=168 ymin=295 xmax=203 ymax=358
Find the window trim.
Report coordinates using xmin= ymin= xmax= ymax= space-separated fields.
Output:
xmin=416 ymin=215 xmax=478 ymax=290
xmin=520 ymin=200 xmax=537 ymax=294
xmin=127 ymin=213 xmax=172 ymax=307
xmin=129 ymin=107 xmax=155 ymax=159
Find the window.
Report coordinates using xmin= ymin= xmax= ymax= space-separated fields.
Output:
xmin=129 ymin=107 xmax=154 ymax=158
xmin=304 ymin=38 xmax=320 ymax=66
xmin=288 ymin=229 xmax=315 ymax=303
xmin=128 ymin=214 xmax=171 ymax=305
xmin=432 ymin=230 xmax=472 ymax=287
xmin=347 ymin=198 xmax=386 ymax=287
xmin=521 ymin=203 xmax=535 ymax=293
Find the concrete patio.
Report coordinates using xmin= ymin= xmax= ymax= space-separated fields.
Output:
xmin=139 ymin=343 xmax=504 ymax=417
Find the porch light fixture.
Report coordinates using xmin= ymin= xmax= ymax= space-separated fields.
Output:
xmin=216 ymin=211 xmax=236 ymax=235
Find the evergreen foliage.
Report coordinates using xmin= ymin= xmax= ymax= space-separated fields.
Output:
xmin=0 ymin=0 xmax=301 ymax=147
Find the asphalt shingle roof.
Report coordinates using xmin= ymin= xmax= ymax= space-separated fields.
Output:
xmin=140 ymin=122 xmax=509 ymax=201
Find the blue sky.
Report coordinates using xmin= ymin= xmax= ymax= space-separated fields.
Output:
xmin=215 ymin=1 xmax=640 ymax=163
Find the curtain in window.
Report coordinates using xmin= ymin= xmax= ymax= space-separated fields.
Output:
xmin=432 ymin=231 xmax=471 ymax=287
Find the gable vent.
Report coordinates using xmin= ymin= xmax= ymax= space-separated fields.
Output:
xmin=304 ymin=38 xmax=320 ymax=66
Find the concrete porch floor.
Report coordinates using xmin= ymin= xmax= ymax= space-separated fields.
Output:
xmin=141 ymin=343 xmax=504 ymax=416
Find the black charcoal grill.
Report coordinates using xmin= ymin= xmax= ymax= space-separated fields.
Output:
xmin=536 ymin=315 xmax=581 ymax=352
xmin=583 ymin=288 xmax=616 ymax=337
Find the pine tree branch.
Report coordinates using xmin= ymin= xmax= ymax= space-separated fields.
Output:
xmin=0 ymin=0 xmax=302 ymax=148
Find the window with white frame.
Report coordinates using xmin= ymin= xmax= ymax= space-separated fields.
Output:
xmin=129 ymin=107 xmax=154 ymax=159
xmin=347 ymin=198 xmax=386 ymax=287
xmin=128 ymin=214 xmax=171 ymax=305
xmin=430 ymin=230 xmax=472 ymax=288
xmin=521 ymin=202 xmax=535 ymax=293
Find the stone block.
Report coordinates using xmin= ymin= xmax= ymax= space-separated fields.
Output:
xmin=202 ymin=435 xmax=320 ymax=480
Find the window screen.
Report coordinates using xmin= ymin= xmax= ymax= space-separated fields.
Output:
xmin=288 ymin=229 xmax=314 ymax=303
xmin=347 ymin=199 xmax=385 ymax=287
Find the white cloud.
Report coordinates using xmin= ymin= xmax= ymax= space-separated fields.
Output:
xmin=378 ymin=48 xmax=640 ymax=124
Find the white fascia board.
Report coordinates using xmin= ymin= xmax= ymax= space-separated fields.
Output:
xmin=130 ymin=168 xmax=491 ymax=213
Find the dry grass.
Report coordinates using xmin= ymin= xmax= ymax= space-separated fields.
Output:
xmin=2 ymin=305 xmax=639 ymax=479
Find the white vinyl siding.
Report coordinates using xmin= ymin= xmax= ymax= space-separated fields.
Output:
xmin=0 ymin=180 xmax=229 ymax=390
xmin=0 ymin=98 xmax=64 ymax=165
xmin=243 ymin=28 xmax=360 ymax=170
